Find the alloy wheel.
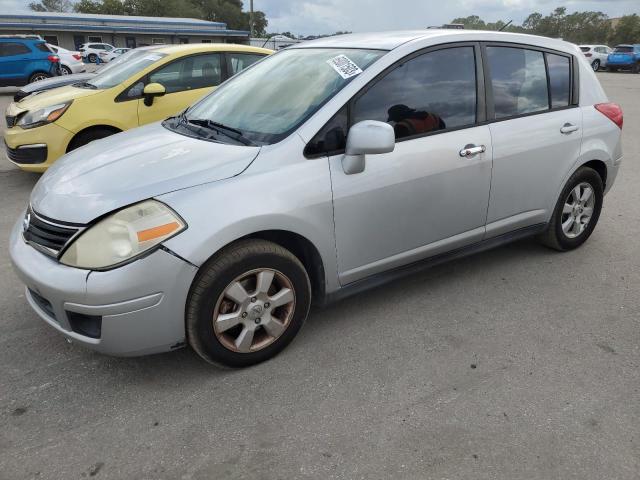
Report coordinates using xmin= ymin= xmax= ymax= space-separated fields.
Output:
xmin=592 ymin=60 xmax=600 ymax=71
xmin=212 ymin=268 xmax=296 ymax=353
xmin=31 ymin=74 xmax=48 ymax=82
xmin=561 ymin=182 xmax=596 ymax=239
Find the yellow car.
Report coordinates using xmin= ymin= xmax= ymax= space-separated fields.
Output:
xmin=4 ymin=43 xmax=272 ymax=172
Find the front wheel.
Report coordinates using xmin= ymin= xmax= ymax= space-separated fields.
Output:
xmin=591 ymin=59 xmax=600 ymax=71
xmin=186 ymin=239 xmax=312 ymax=368
xmin=538 ymin=167 xmax=603 ymax=251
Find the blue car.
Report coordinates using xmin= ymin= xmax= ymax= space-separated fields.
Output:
xmin=607 ymin=44 xmax=640 ymax=73
xmin=0 ymin=35 xmax=61 ymax=87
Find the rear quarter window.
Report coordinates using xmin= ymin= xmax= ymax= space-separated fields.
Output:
xmin=35 ymin=43 xmax=52 ymax=53
xmin=546 ymin=53 xmax=571 ymax=108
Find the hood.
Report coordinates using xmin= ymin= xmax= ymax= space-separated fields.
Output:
xmin=30 ymin=122 xmax=260 ymax=224
xmin=18 ymin=72 xmax=95 ymax=97
xmin=10 ymin=84 xmax=101 ymax=115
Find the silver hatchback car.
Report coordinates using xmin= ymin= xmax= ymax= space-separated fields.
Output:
xmin=10 ymin=31 xmax=623 ymax=367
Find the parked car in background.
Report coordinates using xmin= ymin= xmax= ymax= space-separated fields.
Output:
xmin=12 ymin=46 xmax=161 ymax=102
xmin=79 ymin=42 xmax=114 ymax=63
xmin=579 ymin=44 xmax=612 ymax=71
xmin=47 ymin=44 xmax=86 ymax=75
xmin=9 ymin=31 xmax=623 ymax=367
xmin=99 ymin=47 xmax=130 ymax=63
xmin=4 ymin=44 xmax=272 ymax=171
xmin=607 ymin=44 xmax=640 ymax=72
xmin=0 ymin=35 xmax=60 ymax=86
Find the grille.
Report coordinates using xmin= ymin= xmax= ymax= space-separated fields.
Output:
xmin=22 ymin=208 xmax=83 ymax=256
xmin=5 ymin=142 xmax=47 ymax=164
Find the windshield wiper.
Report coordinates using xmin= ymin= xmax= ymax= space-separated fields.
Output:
xmin=73 ymin=81 xmax=98 ymax=90
xmin=187 ymin=118 xmax=255 ymax=146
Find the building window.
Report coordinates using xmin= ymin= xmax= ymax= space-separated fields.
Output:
xmin=201 ymin=39 xmax=212 ymax=43
xmin=88 ymin=36 xmax=102 ymax=43
xmin=179 ymin=38 xmax=189 ymax=44
xmin=152 ymin=38 xmax=165 ymax=45
xmin=43 ymin=35 xmax=58 ymax=45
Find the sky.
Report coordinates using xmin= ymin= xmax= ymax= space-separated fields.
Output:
xmin=2 ymin=0 xmax=639 ymax=36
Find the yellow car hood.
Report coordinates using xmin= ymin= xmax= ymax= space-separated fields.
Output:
xmin=8 ymin=85 xmax=102 ymax=116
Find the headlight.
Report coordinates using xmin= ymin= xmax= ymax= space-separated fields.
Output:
xmin=60 ymin=200 xmax=186 ymax=270
xmin=17 ymin=101 xmax=72 ymax=129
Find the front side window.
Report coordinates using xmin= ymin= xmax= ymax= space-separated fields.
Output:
xmin=353 ymin=46 xmax=477 ymax=140
xmin=182 ymin=48 xmax=385 ymax=145
xmin=87 ymin=50 xmax=167 ymax=89
xmin=547 ymin=53 xmax=570 ymax=108
xmin=227 ymin=53 xmax=265 ymax=75
xmin=149 ymin=53 xmax=222 ymax=92
xmin=487 ymin=47 xmax=548 ymax=119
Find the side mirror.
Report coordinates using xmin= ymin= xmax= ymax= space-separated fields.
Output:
xmin=342 ymin=120 xmax=395 ymax=175
xmin=143 ymin=82 xmax=166 ymax=106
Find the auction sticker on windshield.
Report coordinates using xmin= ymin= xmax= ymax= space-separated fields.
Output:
xmin=327 ymin=55 xmax=363 ymax=79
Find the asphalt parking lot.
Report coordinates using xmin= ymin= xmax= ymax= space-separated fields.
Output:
xmin=1 ymin=72 xmax=639 ymax=480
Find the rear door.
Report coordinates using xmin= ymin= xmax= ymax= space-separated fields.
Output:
xmin=327 ymin=44 xmax=493 ymax=284
xmin=483 ymin=44 xmax=582 ymax=237
xmin=137 ymin=52 xmax=224 ymax=125
xmin=0 ymin=42 xmax=32 ymax=84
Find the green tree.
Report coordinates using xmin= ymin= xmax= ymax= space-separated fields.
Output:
xmin=74 ymin=0 xmax=125 ymax=14
xmin=610 ymin=14 xmax=640 ymax=45
xmin=451 ymin=15 xmax=486 ymax=30
xmin=29 ymin=0 xmax=73 ymax=12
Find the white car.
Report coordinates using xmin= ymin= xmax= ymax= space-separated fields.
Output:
xmin=47 ymin=44 xmax=86 ymax=75
xmin=579 ymin=45 xmax=612 ymax=71
xmin=78 ymin=42 xmax=114 ymax=63
xmin=99 ymin=47 xmax=130 ymax=63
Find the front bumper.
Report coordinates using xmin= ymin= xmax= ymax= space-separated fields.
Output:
xmin=9 ymin=217 xmax=198 ymax=356
xmin=3 ymin=121 xmax=74 ymax=172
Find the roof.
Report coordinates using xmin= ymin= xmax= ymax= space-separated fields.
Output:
xmin=152 ymin=43 xmax=272 ymax=55
xmin=295 ymin=29 xmax=581 ymax=53
xmin=0 ymin=12 xmax=224 ymax=27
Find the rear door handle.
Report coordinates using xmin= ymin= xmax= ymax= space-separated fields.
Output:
xmin=560 ymin=123 xmax=579 ymax=134
xmin=459 ymin=144 xmax=486 ymax=158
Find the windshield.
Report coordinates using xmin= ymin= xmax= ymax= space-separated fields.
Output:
xmin=181 ymin=48 xmax=385 ymax=145
xmin=87 ymin=50 xmax=167 ymax=89
xmin=614 ymin=46 xmax=633 ymax=53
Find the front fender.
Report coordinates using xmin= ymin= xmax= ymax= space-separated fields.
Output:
xmin=158 ymin=155 xmax=339 ymax=294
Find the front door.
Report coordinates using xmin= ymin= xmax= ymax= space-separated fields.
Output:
xmin=329 ymin=45 xmax=493 ymax=284
xmin=137 ymin=52 xmax=223 ymax=125
xmin=483 ymin=45 xmax=583 ymax=236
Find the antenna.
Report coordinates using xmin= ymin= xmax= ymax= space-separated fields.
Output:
xmin=499 ymin=20 xmax=513 ymax=32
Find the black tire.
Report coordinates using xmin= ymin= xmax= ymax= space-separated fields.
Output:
xmin=28 ymin=72 xmax=50 ymax=83
xmin=633 ymin=63 xmax=640 ymax=74
xmin=68 ymin=128 xmax=118 ymax=152
xmin=591 ymin=59 xmax=600 ymax=71
xmin=186 ymin=239 xmax=312 ymax=368
xmin=61 ymin=65 xmax=72 ymax=75
xmin=538 ymin=167 xmax=603 ymax=252
xmin=88 ymin=53 xmax=97 ymax=63
xmin=607 ymin=66 xmax=618 ymax=73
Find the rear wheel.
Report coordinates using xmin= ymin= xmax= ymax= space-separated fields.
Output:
xmin=607 ymin=66 xmax=618 ymax=73
xmin=61 ymin=65 xmax=72 ymax=75
xmin=591 ymin=59 xmax=600 ymax=71
xmin=88 ymin=53 xmax=97 ymax=63
xmin=633 ymin=63 xmax=640 ymax=74
xmin=538 ymin=167 xmax=603 ymax=251
xmin=28 ymin=72 xmax=50 ymax=83
xmin=187 ymin=239 xmax=312 ymax=368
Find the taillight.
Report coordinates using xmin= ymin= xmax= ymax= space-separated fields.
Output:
xmin=585 ymin=53 xmax=592 ymax=57
xmin=47 ymin=55 xmax=60 ymax=63
xmin=595 ymin=103 xmax=623 ymax=129
xmin=72 ymin=54 xmax=81 ymax=60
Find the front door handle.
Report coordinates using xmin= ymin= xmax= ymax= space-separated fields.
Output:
xmin=560 ymin=123 xmax=579 ymax=134
xmin=459 ymin=144 xmax=486 ymax=158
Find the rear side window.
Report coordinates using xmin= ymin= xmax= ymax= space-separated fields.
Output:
xmin=0 ymin=42 xmax=31 ymax=56
xmin=353 ymin=46 xmax=477 ymax=140
xmin=149 ymin=53 xmax=222 ymax=93
xmin=35 ymin=42 xmax=51 ymax=53
xmin=614 ymin=46 xmax=633 ymax=53
xmin=227 ymin=53 xmax=265 ymax=76
xmin=547 ymin=53 xmax=570 ymax=108
xmin=486 ymin=47 xmax=548 ymax=119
